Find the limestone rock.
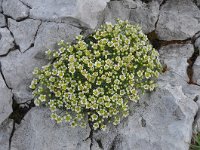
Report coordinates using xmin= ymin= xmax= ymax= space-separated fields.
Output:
xmin=0 ymin=22 xmax=81 ymax=103
xmin=156 ymin=0 xmax=200 ymax=40
xmin=11 ymin=108 xmax=91 ymax=150
xmin=0 ymin=13 xmax=5 ymax=27
xmin=159 ymin=44 xmax=193 ymax=82
xmin=129 ymin=0 xmax=160 ymax=33
xmin=193 ymin=56 xmax=200 ymax=85
xmin=103 ymin=0 xmax=159 ymax=34
xmin=20 ymin=0 xmax=109 ymax=29
xmin=8 ymin=18 xmax=41 ymax=52
xmin=0 ymin=119 xmax=14 ymax=150
xmin=195 ymin=36 xmax=200 ymax=54
xmin=0 ymin=28 xmax=14 ymax=55
xmin=0 ymin=0 xmax=2 ymax=12
xmin=195 ymin=0 xmax=200 ymax=8
xmin=0 ymin=73 xmax=12 ymax=125
xmin=2 ymin=0 xmax=29 ymax=21
xmin=92 ymin=73 xmax=198 ymax=150
xmin=103 ymin=1 xmax=130 ymax=24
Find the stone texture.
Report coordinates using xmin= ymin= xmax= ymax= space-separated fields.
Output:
xmin=195 ymin=36 xmax=200 ymax=54
xmin=0 ymin=0 xmax=2 ymax=12
xmin=193 ymin=56 xmax=200 ymax=85
xmin=8 ymin=18 xmax=41 ymax=52
xmin=11 ymin=108 xmax=90 ymax=150
xmin=92 ymin=73 xmax=198 ymax=150
xmin=0 ymin=73 xmax=12 ymax=125
xmin=129 ymin=0 xmax=159 ymax=33
xmin=2 ymin=0 xmax=29 ymax=21
xmin=103 ymin=1 xmax=130 ymax=24
xmin=0 ymin=13 xmax=5 ymax=27
xmin=103 ymin=0 xmax=159 ymax=34
xmin=159 ymin=44 xmax=193 ymax=82
xmin=0 ymin=28 xmax=14 ymax=55
xmin=156 ymin=0 xmax=200 ymax=40
xmin=0 ymin=119 xmax=13 ymax=150
xmin=20 ymin=0 xmax=109 ymax=29
xmin=196 ymin=0 xmax=200 ymax=7
xmin=0 ymin=22 xmax=81 ymax=103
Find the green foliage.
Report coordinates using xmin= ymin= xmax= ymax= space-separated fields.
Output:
xmin=190 ymin=133 xmax=200 ymax=150
xmin=30 ymin=19 xmax=162 ymax=130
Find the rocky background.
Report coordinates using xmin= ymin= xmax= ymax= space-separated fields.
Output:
xmin=0 ymin=0 xmax=200 ymax=150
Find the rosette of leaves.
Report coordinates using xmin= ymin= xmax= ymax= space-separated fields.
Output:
xmin=30 ymin=19 xmax=162 ymax=130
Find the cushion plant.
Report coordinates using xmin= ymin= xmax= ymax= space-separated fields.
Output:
xmin=30 ymin=19 xmax=162 ymax=130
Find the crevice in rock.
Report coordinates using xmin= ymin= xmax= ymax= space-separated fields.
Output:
xmin=83 ymin=120 xmax=94 ymax=150
xmin=9 ymin=97 xmax=35 ymax=124
xmin=109 ymin=135 xmax=120 ymax=150
xmin=155 ymin=0 xmax=167 ymax=29
xmin=23 ymin=21 xmax=42 ymax=53
xmin=141 ymin=117 xmax=146 ymax=127
xmin=147 ymin=30 xmax=191 ymax=50
xmin=8 ymin=120 xmax=15 ymax=150
xmin=2 ymin=13 xmax=21 ymax=50
xmin=96 ymin=139 xmax=103 ymax=149
xmin=0 ymin=13 xmax=20 ymax=56
xmin=187 ymin=42 xmax=199 ymax=84
xmin=18 ymin=0 xmax=32 ymax=9
xmin=0 ymin=61 xmax=11 ymax=89
xmin=193 ymin=108 xmax=200 ymax=130
xmin=88 ymin=121 xmax=94 ymax=150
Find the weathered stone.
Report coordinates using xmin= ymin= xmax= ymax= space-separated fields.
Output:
xmin=156 ymin=0 xmax=200 ymax=40
xmin=0 ymin=0 xmax=2 ymax=12
xmin=103 ymin=0 xmax=159 ymax=34
xmin=0 ymin=119 xmax=13 ymax=150
xmin=103 ymin=1 xmax=130 ymax=24
xmin=195 ymin=36 xmax=200 ymax=54
xmin=0 ymin=73 xmax=12 ymax=125
xmin=20 ymin=0 xmax=109 ymax=29
xmin=196 ymin=0 xmax=200 ymax=7
xmin=0 ymin=13 xmax=5 ymax=27
xmin=0 ymin=22 xmax=81 ymax=103
xmin=11 ymin=108 xmax=90 ymax=150
xmin=159 ymin=44 xmax=193 ymax=82
xmin=0 ymin=28 xmax=14 ymax=55
xmin=2 ymin=0 xmax=29 ymax=21
xmin=193 ymin=56 xmax=200 ymax=85
xmin=8 ymin=18 xmax=41 ymax=52
xmin=129 ymin=0 xmax=159 ymax=33
xmin=92 ymin=73 xmax=198 ymax=150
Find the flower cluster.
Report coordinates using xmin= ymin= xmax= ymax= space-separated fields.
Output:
xmin=30 ymin=19 xmax=162 ymax=130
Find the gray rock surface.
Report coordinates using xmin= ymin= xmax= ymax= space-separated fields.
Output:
xmin=156 ymin=0 xmax=200 ymax=40
xmin=103 ymin=0 xmax=159 ymax=34
xmin=0 ymin=0 xmax=200 ymax=149
xmin=8 ymin=18 xmax=41 ymax=52
xmin=195 ymin=36 xmax=200 ymax=54
xmin=103 ymin=1 xmax=130 ymax=24
xmin=0 ymin=28 xmax=14 ymax=55
xmin=0 ymin=13 xmax=5 ymax=27
xmin=193 ymin=56 xmax=200 ymax=85
xmin=0 ymin=73 xmax=12 ymax=125
xmin=159 ymin=44 xmax=193 ymax=82
xmin=129 ymin=0 xmax=159 ymax=33
xmin=0 ymin=119 xmax=13 ymax=150
xmin=2 ymin=0 xmax=29 ymax=21
xmin=92 ymin=73 xmax=198 ymax=150
xmin=11 ymin=108 xmax=91 ymax=150
xmin=0 ymin=0 xmax=2 ymax=12
xmin=20 ymin=0 xmax=109 ymax=28
xmin=0 ymin=22 xmax=81 ymax=103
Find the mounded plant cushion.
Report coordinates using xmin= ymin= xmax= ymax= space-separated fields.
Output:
xmin=30 ymin=20 xmax=162 ymax=130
